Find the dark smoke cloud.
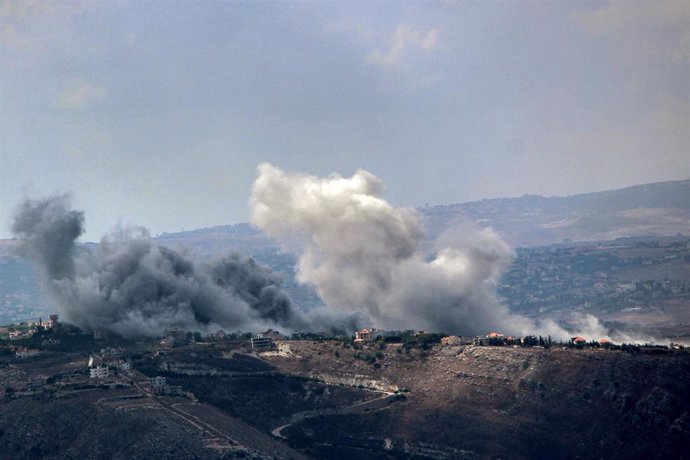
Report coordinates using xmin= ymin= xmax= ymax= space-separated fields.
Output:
xmin=12 ymin=195 xmax=306 ymax=338
xmin=11 ymin=194 xmax=83 ymax=281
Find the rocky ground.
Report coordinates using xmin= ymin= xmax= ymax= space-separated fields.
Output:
xmin=263 ymin=341 xmax=690 ymax=459
xmin=1 ymin=339 xmax=688 ymax=459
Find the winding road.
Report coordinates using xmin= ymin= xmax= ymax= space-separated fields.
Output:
xmin=271 ymin=391 xmax=401 ymax=439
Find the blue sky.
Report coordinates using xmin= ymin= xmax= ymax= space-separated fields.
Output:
xmin=2 ymin=0 xmax=688 ymax=241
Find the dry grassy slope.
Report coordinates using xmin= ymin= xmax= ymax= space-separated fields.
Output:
xmin=264 ymin=342 xmax=690 ymax=459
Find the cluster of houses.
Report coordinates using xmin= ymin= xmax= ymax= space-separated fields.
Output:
xmin=11 ymin=341 xmax=60 ymax=358
xmin=149 ymin=327 xmax=287 ymax=354
xmin=350 ymin=327 xmax=625 ymax=350
xmin=147 ymin=327 xmax=290 ymax=354
xmin=471 ymin=331 xmax=615 ymax=348
xmin=2 ymin=314 xmax=59 ymax=340
xmin=88 ymin=347 xmax=131 ymax=379
xmin=152 ymin=336 xmax=174 ymax=356
xmin=467 ymin=332 xmax=683 ymax=353
xmin=88 ymin=361 xmax=131 ymax=379
xmin=148 ymin=376 xmax=184 ymax=395
xmin=14 ymin=346 xmax=42 ymax=359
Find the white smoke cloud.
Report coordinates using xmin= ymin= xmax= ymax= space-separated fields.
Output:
xmin=251 ymin=163 xmax=580 ymax=338
xmin=249 ymin=163 xmax=668 ymax=344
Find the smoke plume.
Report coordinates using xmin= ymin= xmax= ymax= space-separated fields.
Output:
xmin=250 ymin=163 xmax=608 ymax=339
xmin=12 ymin=195 xmax=306 ymax=338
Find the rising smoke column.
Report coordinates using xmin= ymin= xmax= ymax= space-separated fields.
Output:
xmin=12 ymin=194 xmax=306 ymax=338
xmin=250 ymin=163 xmax=568 ymax=337
xmin=12 ymin=194 xmax=83 ymax=281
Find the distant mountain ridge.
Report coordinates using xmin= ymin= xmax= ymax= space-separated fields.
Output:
xmin=153 ymin=179 xmax=690 ymax=251
xmin=465 ymin=179 xmax=690 ymax=213
xmin=424 ymin=179 xmax=690 ymax=246
xmin=154 ymin=223 xmax=277 ymax=256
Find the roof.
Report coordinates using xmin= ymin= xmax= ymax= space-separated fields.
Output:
xmin=598 ymin=338 xmax=611 ymax=344
xmin=572 ymin=336 xmax=587 ymax=342
xmin=486 ymin=332 xmax=504 ymax=338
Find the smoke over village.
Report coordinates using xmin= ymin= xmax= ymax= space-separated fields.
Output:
xmin=9 ymin=164 xmax=631 ymax=343
xmin=11 ymin=194 xmax=307 ymax=338
xmin=250 ymin=163 xmax=622 ymax=341
xmin=2 ymin=2 xmax=689 ymax=458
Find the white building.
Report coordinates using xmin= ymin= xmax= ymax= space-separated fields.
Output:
xmin=355 ymin=328 xmax=378 ymax=343
xmin=150 ymin=376 xmax=166 ymax=392
xmin=8 ymin=330 xmax=32 ymax=340
xmin=89 ymin=366 xmax=110 ymax=379
xmin=15 ymin=347 xmax=40 ymax=358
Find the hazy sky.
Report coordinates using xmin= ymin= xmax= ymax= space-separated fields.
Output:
xmin=2 ymin=0 xmax=688 ymax=241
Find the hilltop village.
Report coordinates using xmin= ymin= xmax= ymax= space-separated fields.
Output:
xmin=1 ymin=316 xmax=686 ymax=403
xmin=1 ymin=315 xmax=689 ymax=459
xmin=1 ymin=314 xmax=685 ymax=373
